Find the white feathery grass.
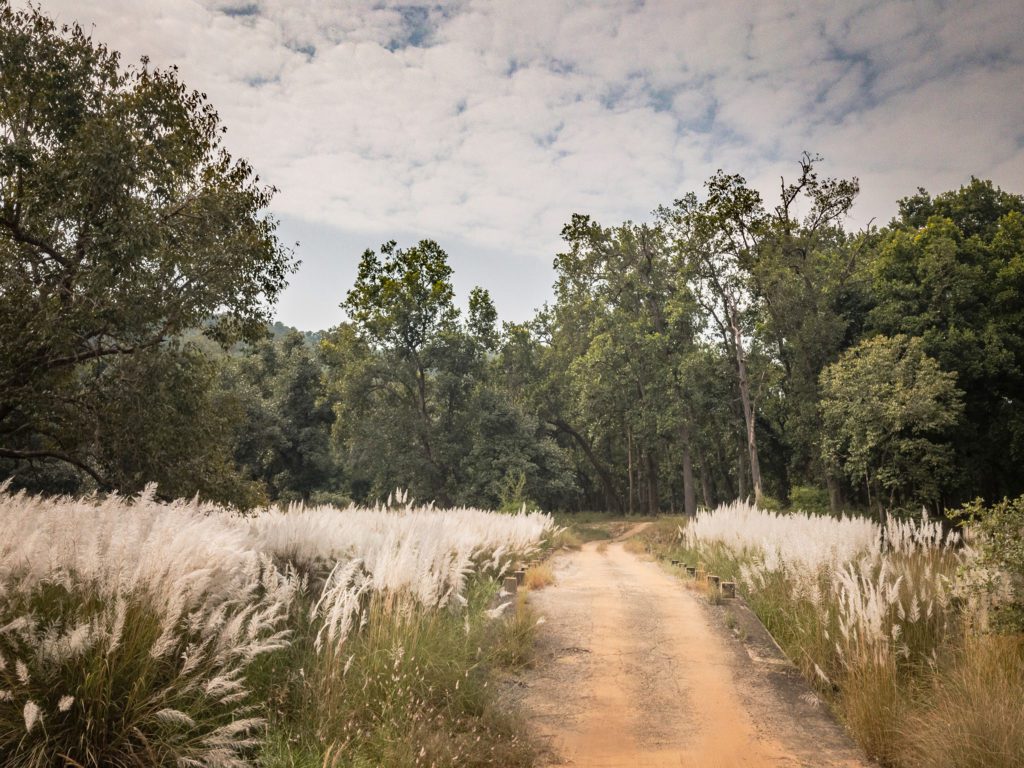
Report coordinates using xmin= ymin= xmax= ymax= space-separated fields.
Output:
xmin=686 ymin=499 xmax=880 ymax=572
xmin=687 ymin=501 xmax=961 ymax=674
xmin=0 ymin=485 xmax=553 ymax=763
xmin=485 ymin=601 xmax=512 ymax=619
xmin=22 ymin=700 xmax=40 ymax=732
xmin=154 ymin=708 xmax=197 ymax=727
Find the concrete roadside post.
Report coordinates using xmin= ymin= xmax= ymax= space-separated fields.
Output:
xmin=503 ymin=576 xmax=519 ymax=596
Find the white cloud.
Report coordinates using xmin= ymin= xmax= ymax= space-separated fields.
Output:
xmin=25 ymin=0 xmax=1024 ymax=327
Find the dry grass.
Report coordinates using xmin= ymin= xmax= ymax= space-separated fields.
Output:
xmin=704 ymin=586 xmax=724 ymax=605
xmin=545 ymin=527 xmax=583 ymax=550
xmin=274 ymin=583 xmax=539 ymax=768
xmin=489 ymin=592 xmax=542 ymax=670
xmin=524 ymin=563 xmax=555 ymax=590
xmin=622 ymin=538 xmax=646 ymax=555
xmin=898 ymin=634 xmax=1024 ymax=768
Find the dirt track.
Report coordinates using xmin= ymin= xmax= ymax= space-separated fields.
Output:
xmin=515 ymin=534 xmax=872 ymax=768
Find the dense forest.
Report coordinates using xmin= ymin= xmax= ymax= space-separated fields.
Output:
xmin=3 ymin=4 xmax=1023 ymax=517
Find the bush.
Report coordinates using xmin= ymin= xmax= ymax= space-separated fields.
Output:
xmin=954 ymin=495 xmax=1024 ymax=632
xmin=498 ymin=470 xmax=540 ymax=513
xmin=788 ymin=485 xmax=832 ymax=515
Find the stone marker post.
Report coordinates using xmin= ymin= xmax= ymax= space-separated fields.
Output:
xmin=503 ymin=576 xmax=518 ymax=596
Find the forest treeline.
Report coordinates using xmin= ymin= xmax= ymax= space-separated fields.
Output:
xmin=3 ymin=3 xmax=1023 ymax=515
xmin=260 ymin=173 xmax=1024 ymax=516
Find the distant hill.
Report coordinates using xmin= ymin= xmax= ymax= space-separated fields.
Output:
xmin=268 ymin=321 xmax=324 ymax=345
xmin=178 ymin=320 xmax=324 ymax=358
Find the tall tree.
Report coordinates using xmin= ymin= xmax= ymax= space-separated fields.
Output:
xmin=660 ymin=155 xmax=859 ymax=507
xmin=0 ymin=4 xmax=294 ymax=489
xmin=659 ymin=172 xmax=769 ymax=504
xmin=863 ymin=179 xmax=1024 ymax=501
xmin=340 ymin=240 xmax=460 ymax=500
xmin=748 ymin=155 xmax=861 ymax=507
xmin=820 ymin=334 xmax=964 ymax=514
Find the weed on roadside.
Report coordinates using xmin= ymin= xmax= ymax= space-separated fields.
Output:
xmin=524 ymin=563 xmax=554 ymax=590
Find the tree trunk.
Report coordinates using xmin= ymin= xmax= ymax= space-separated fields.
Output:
xmin=698 ymin=448 xmax=714 ymax=510
xmin=679 ymin=423 xmax=697 ymax=516
xmin=826 ymin=473 xmax=842 ymax=514
xmin=715 ymin=443 xmax=733 ymax=500
xmin=730 ymin=317 xmax=764 ymax=505
xmin=627 ymin=426 xmax=635 ymax=516
xmin=737 ymin=439 xmax=748 ymax=501
xmin=646 ymin=450 xmax=660 ymax=516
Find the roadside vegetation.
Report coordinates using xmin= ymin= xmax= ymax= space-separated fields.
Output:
xmin=0 ymin=487 xmax=551 ymax=767
xmin=637 ymin=500 xmax=1024 ymax=768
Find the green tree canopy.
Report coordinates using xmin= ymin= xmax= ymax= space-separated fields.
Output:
xmin=864 ymin=180 xmax=1024 ymax=500
xmin=820 ymin=334 xmax=964 ymax=513
xmin=343 ymin=239 xmax=458 ymax=353
xmin=0 ymin=3 xmax=295 ymax=489
xmin=230 ymin=331 xmax=342 ymax=504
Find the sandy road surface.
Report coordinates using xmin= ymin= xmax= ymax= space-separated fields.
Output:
xmin=515 ymin=535 xmax=872 ymax=768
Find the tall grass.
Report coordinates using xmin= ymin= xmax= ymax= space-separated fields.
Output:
xmin=255 ymin=581 xmax=538 ymax=768
xmin=643 ymin=501 xmax=1024 ymax=767
xmin=899 ymin=634 xmax=1024 ymax=768
xmin=0 ymin=485 xmax=552 ymax=766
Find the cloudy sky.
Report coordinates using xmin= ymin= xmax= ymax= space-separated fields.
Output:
xmin=34 ymin=0 xmax=1024 ymax=330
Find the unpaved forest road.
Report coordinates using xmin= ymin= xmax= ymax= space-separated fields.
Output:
xmin=514 ymin=532 xmax=872 ymax=768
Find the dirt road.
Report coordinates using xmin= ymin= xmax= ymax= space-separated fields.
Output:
xmin=516 ymin=535 xmax=872 ymax=768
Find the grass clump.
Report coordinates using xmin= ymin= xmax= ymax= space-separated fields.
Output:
xmin=524 ymin=564 xmax=554 ymax=590
xmin=258 ymin=581 xmax=537 ymax=768
xmin=0 ymin=586 xmax=285 ymax=768
xmin=898 ymin=634 xmax=1024 ymax=768
xmin=544 ymin=523 xmax=612 ymax=551
xmin=544 ymin=527 xmax=583 ymax=550
xmin=0 ymin=490 xmax=293 ymax=768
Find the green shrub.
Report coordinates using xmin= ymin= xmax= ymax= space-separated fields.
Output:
xmin=498 ymin=470 xmax=540 ymax=513
xmin=954 ymin=495 xmax=1024 ymax=632
xmin=788 ymin=485 xmax=832 ymax=515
